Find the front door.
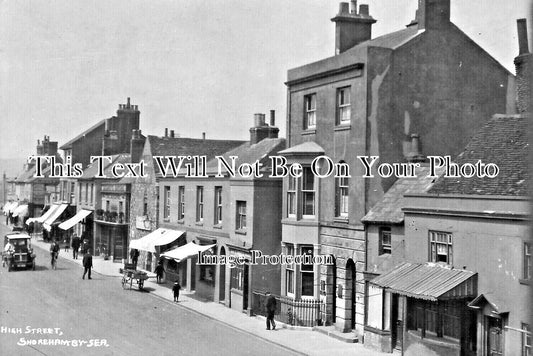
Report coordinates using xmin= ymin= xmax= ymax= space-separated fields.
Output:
xmin=487 ymin=316 xmax=503 ymax=356
xmin=391 ymin=294 xmax=403 ymax=351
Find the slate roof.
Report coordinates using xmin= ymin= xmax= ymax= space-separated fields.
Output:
xmin=59 ymin=119 xmax=106 ymax=150
xmin=80 ymin=154 xmax=131 ymax=180
xmin=205 ymin=138 xmax=286 ymax=175
xmin=362 ymin=166 xmax=443 ymax=224
xmin=147 ymin=136 xmax=245 ymax=160
xmin=370 ymin=262 xmax=477 ymax=301
xmin=428 ymin=115 xmax=529 ymax=196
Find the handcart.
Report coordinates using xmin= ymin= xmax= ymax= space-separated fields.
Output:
xmin=121 ymin=263 xmax=148 ymax=290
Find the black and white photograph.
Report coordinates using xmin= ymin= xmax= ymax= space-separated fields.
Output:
xmin=0 ymin=1 xmax=531 ymax=355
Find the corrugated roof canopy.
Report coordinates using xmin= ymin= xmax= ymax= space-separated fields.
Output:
xmin=370 ymin=262 xmax=477 ymax=301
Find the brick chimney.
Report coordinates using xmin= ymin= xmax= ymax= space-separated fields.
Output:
xmin=406 ymin=133 xmax=425 ymax=163
xmin=411 ymin=0 xmax=450 ymax=30
xmin=249 ymin=111 xmax=279 ymax=145
xmin=331 ymin=1 xmax=376 ymax=55
xmin=130 ymin=129 xmax=146 ymax=164
xmin=514 ymin=18 xmax=532 ymax=113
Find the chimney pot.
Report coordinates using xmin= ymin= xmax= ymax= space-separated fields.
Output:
xmin=170 ymin=130 xmax=175 ymax=138
xmin=359 ymin=4 xmax=369 ymax=16
xmin=269 ymin=110 xmax=276 ymax=126
xmin=164 ymin=128 xmax=168 ymax=137
xmin=202 ymin=132 xmax=206 ymax=140
xmin=127 ymin=97 xmax=131 ymax=108
xmin=254 ymin=113 xmax=266 ymax=127
xmin=517 ymin=19 xmax=529 ymax=55
xmin=350 ymin=0 xmax=357 ymax=14
xmin=339 ymin=2 xmax=349 ymax=14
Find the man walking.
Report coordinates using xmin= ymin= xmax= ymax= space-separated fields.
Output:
xmin=71 ymin=234 xmax=81 ymax=259
xmin=50 ymin=239 xmax=60 ymax=269
xmin=130 ymin=248 xmax=139 ymax=268
xmin=265 ymin=291 xmax=277 ymax=330
xmin=154 ymin=261 xmax=164 ymax=284
xmin=82 ymin=251 xmax=93 ymax=280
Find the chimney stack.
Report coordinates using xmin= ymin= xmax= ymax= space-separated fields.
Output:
xmin=514 ymin=18 xmax=532 ymax=113
xmin=202 ymin=132 xmax=206 ymax=140
xmin=170 ymin=130 xmax=175 ymax=138
xmin=130 ymin=129 xmax=145 ymax=163
xmin=414 ymin=0 xmax=450 ymax=30
xmin=331 ymin=2 xmax=376 ymax=55
xmin=164 ymin=128 xmax=168 ymax=137
xmin=250 ymin=111 xmax=279 ymax=144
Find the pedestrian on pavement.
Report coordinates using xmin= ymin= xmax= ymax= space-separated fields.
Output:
xmin=81 ymin=239 xmax=89 ymax=254
xmin=154 ymin=261 xmax=164 ymax=284
xmin=50 ymin=239 xmax=60 ymax=269
xmin=172 ymin=280 xmax=181 ymax=302
xmin=63 ymin=237 xmax=70 ymax=253
xmin=130 ymin=248 xmax=139 ymax=268
xmin=82 ymin=251 xmax=93 ymax=280
xmin=71 ymin=234 xmax=81 ymax=259
xmin=265 ymin=291 xmax=277 ymax=330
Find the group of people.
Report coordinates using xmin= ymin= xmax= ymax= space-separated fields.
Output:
xmin=49 ymin=236 xmax=92 ymax=278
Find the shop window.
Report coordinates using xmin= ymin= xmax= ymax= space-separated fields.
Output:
xmin=379 ymin=227 xmax=392 ymax=255
xmin=301 ymin=246 xmax=314 ymax=296
xmin=286 ymin=244 xmax=295 ymax=295
xmin=304 ymin=94 xmax=316 ymax=130
xmin=236 ymin=201 xmax=246 ymax=231
xmin=302 ymin=167 xmax=315 ymax=218
xmin=178 ymin=186 xmax=185 ymax=220
xmin=231 ymin=264 xmax=245 ymax=291
xmin=196 ymin=186 xmax=204 ymax=222
xmin=199 ymin=264 xmax=214 ymax=284
xmin=163 ymin=186 xmax=170 ymax=220
xmin=214 ymin=187 xmax=222 ymax=225
xmin=336 ymin=87 xmax=351 ymax=124
xmin=335 ymin=175 xmax=349 ymax=218
xmin=429 ymin=231 xmax=452 ymax=265
xmin=524 ymin=242 xmax=532 ymax=280
xmin=287 ymin=176 xmax=297 ymax=217
xmin=408 ymin=299 xmax=462 ymax=340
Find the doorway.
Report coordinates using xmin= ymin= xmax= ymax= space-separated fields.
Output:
xmin=487 ymin=316 xmax=503 ymax=356
xmin=346 ymin=259 xmax=356 ymax=330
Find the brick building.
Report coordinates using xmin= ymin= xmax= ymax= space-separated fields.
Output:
xmin=279 ymin=0 xmax=516 ymax=336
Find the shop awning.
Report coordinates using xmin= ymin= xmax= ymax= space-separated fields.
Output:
xmin=26 ymin=203 xmax=59 ymax=225
xmin=43 ymin=203 xmax=69 ymax=231
xmin=58 ymin=209 xmax=93 ymax=231
xmin=12 ymin=204 xmax=29 ymax=218
xmin=3 ymin=201 xmax=19 ymax=214
xmin=129 ymin=228 xmax=185 ymax=253
xmin=370 ymin=262 xmax=477 ymax=301
xmin=161 ymin=242 xmax=216 ymax=262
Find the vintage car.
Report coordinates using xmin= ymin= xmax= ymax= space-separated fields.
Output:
xmin=3 ymin=233 xmax=36 ymax=271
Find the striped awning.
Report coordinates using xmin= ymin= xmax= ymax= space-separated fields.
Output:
xmin=370 ymin=262 xmax=477 ymax=301
xmin=26 ymin=203 xmax=60 ymax=225
xmin=129 ymin=228 xmax=185 ymax=253
xmin=12 ymin=204 xmax=29 ymax=218
xmin=43 ymin=203 xmax=69 ymax=231
xmin=58 ymin=209 xmax=92 ymax=230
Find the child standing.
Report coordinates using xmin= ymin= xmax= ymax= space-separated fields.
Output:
xmin=172 ymin=280 xmax=181 ymax=302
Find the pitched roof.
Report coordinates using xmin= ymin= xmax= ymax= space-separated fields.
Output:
xmin=59 ymin=119 xmax=106 ymax=150
xmin=362 ymin=166 xmax=443 ymax=224
xmin=205 ymin=138 xmax=286 ymax=175
xmin=370 ymin=262 xmax=477 ymax=301
xmin=428 ymin=115 xmax=528 ymax=196
xmin=80 ymin=153 xmax=131 ymax=180
xmin=147 ymin=135 xmax=245 ymax=160
xmin=278 ymin=141 xmax=324 ymax=155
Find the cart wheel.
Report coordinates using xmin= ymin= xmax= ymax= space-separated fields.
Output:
xmin=139 ymin=280 xmax=144 ymax=289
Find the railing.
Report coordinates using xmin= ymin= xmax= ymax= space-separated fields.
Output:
xmin=251 ymin=291 xmax=324 ymax=327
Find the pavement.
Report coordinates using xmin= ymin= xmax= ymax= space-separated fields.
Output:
xmin=28 ymin=232 xmax=387 ymax=356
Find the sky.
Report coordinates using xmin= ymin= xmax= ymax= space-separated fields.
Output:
xmin=0 ymin=0 xmax=530 ymax=161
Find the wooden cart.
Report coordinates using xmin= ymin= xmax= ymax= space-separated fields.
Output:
xmin=121 ymin=264 xmax=148 ymax=290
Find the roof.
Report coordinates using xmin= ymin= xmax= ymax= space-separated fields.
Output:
xmin=370 ymin=262 xmax=477 ymax=301
xmin=429 ymin=115 xmax=529 ymax=196
xmin=80 ymin=154 xmax=131 ymax=180
xmin=6 ymin=233 xmax=32 ymax=240
xmin=468 ymin=293 xmax=508 ymax=314
xmin=205 ymin=138 xmax=286 ymax=175
xmin=147 ymin=135 xmax=245 ymax=159
xmin=362 ymin=166 xmax=443 ymax=224
xmin=287 ymin=26 xmax=423 ymax=83
xmin=278 ymin=141 xmax=324 ymax=156
xmin=60 ymin=119 xmax=106 ymax=150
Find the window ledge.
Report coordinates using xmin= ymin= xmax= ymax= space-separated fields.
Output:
xmin=195 ymin=222 xmax=204 ymax=227
xmin=301 ymin=129 xmax=316 ymax=136
xmin=334 ymin=124 xmax=351 ymax=132
xmin=177 ymin=220 xmax=185 ymax=225
xmin=519 ymin=278 xmax=531 ymax=285
xmin=163 ymin=218 xmax=170 ymax=222
xmin=231 ymin=288 xmax=243 ymax=295
xmin=333 ymin=217 xmax=349 ymax=224
xmin=213 ymin=224 xmax=223 ymax=229
xmin=235 ymin=229 xmax=247 ymax=235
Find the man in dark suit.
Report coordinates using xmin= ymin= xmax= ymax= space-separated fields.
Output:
xmin=265 ymin=291 xmax=277 ymax=330
xmin=71 ymin=234 xmax=81 ymax=259
xmin=82 ymin=251 xmax=93 ymax=280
